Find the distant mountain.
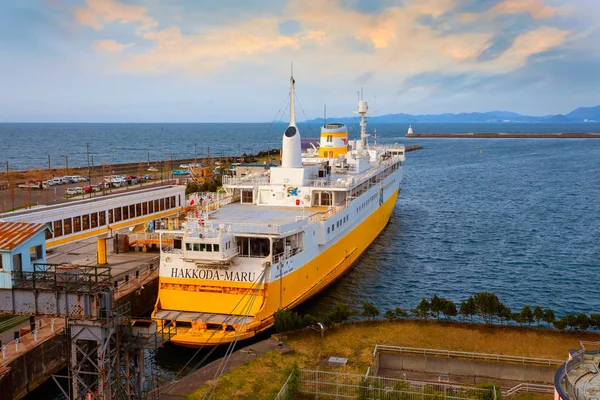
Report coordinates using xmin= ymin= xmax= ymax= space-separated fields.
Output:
xmin=306 ymin=106 xmax=600 ymax=124
xmin=566 ymin=106 xmax=600 ymax=122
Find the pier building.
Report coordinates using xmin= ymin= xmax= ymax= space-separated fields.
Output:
xmin=0 ymin=222 xmax=51 ymax=289
xmin=0 ymin=185 xmax=185 ymax=248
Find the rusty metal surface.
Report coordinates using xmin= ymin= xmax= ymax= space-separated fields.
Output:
xmin=0 ymin=221 xmax=48 ymax=250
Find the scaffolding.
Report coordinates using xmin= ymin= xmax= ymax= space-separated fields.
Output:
xmin=0 ymin=262 xmax=175 ymax=400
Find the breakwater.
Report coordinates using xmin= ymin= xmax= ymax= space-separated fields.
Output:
xmin=406 ymin=132 xmax=600 ymax=138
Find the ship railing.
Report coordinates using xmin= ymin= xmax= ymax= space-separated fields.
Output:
xmin=162 ymin=245 xmax=182 ymax=255
xmin=306 ymin=204 xmax=347 ymax=224
xmin=223 ymin=175 xmax=269 ymax=186
xmin=304 ymin=158 xmax=398 ymax=190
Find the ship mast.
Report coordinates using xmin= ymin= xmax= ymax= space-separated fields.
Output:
xmin=357 ymin=88 xmax=369 ymax=147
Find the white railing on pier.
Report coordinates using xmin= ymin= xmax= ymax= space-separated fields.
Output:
xmin=1 ymin=318 xmax=66 ymax=366
xmin=503 ymin=383 xmax=555 ymax=397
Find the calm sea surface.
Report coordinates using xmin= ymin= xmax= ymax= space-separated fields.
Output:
xmin=12 ymin=122 xmax=600 ymax=398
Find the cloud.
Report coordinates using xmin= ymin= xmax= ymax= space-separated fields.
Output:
xmin=75 ymin=0 xmax=157 ymax=32
xmin=81 ymin=0 xmax=571 ymax=85
xmin=491 ymin=0 xmax=559 ymax=19
xmin=93 ymin=39 xmax=132 ymax=52
xmin=125 ymin=19 xmax=307 ymax=73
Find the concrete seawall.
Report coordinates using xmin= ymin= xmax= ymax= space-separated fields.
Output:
xmin=378 ymin=352 xmax=557 ymax=384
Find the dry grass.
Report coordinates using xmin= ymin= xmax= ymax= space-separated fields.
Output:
xmin=187 ymin=320 xmax=599 ymax=399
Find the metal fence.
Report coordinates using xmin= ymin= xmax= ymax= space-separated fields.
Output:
xmin=294 ymin=369 xmax=494 ymax=400
xmin=274 ymin=372 xmax=294 ymax=400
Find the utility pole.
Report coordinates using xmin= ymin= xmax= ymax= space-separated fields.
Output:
xmin=194 ymin=144 xmax=197 ymax=164
xmin=65 ymin=156 xmax=69 ymax=175
xmin=86 ymin=143 xmax=91 ymax=186
xmin=147 ymin=151 xmax=150 ymax=166
xmin=91 ymin=155 xmax=95 ymax=198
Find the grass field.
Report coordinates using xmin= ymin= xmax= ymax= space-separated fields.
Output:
xmin=187 ymin=320 xmax=599 ymax=399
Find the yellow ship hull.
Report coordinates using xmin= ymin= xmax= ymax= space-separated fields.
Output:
xmin=154 ymin=189 xmax=399 ymax=347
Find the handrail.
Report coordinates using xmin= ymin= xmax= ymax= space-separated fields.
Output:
xmin=503 ymin=383 xmax=555 ymax=397
xmin=372 ymin=345 xmax=564 ymax=366
xmin=1 ymin=318 xmax=65 ymax=365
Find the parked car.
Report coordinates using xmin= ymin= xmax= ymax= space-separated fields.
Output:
xmin=65 ymin=187 xmax=78 ymax=196
xmin=47 ymin=179 xmax=59 ymax=186
xmin=91 ymin=184 xmax=101 ymax=192
xmin=144 ymin=175 xmax=152 ymax=180
xmin=179 ymin=164 xmax=189 ymax=169
xmin=147 ymin=167 xmax=158 ymax=172
xmin=172 ymin=170 xmax=189 ymax=176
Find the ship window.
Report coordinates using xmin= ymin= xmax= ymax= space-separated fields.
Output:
xmin=123 ymin=206 xmax=129 ymax=220
xmin=149 ymin=201 xmax=154 ymax=214
xmin=174 ymin=238 xmax=182 ymax=249
xmin=114 ymin=207 xmax=122 ymax=222
xmin=99 ymin=211 xmax=106 ymax=226
xmin=186 ymin=243 xmax=192 ymax=251
xmin=320 ymin=192 xmax=331 ymax=206
xmin=240 ymin=237 xmax=270 ymax=258
xmin=214 ymin=244 xmax=219 ymax=252
xmin=129 ymin=204 xmax=136 ymax=218
xmin=82 ymin=214 xmax=90 ymax=230
xmin=195 ymin=243 xmax=202 ymax=251
xmin=332 ymin=224 xmax=334 ymax=232
xmin=206 ymin=244 xmax=212 ymax=252
xmin=108 ymin=209 xmax=113 ymax=224
xmin=327 ymin=227 xmax=330 ymax=234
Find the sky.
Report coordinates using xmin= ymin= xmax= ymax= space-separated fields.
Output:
xmin=1 ymin=0 xmax=599 ymax=122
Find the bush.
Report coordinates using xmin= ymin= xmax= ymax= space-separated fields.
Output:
xmin=361 ymin=301 xmax=380 ymax=320
xmin=476 ymin=383 xmax=502 ymax=400
xmin=274 ymin=309 xmax=304 ymax=333
xmin=395 ymin=307 xmax=409 ymax=318
xmin=385 ymin=309 xmax=397 ymax=322
xmin=283 ymin=361 xmax=299 ymax=400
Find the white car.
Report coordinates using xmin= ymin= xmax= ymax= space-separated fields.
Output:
xmin=179 ymin=164 xmax=189 ymax=169
xmin=65 ymin=188 xmax=78 ymax=196
xmin=148 ymin=167 xmax=158 ymax=172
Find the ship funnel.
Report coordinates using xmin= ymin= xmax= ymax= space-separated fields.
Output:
xmin=281 ymin=72 xmax=302 ymax=168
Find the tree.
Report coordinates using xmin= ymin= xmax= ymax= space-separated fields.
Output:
xmin=395 ymin=307 xmax=409 ymax=318
xmin=498 ymin=304 xmax=512 ymax=325
xmin=411 ymin=298 xmax=431 ymax=320
xmin=590 ymin=314 xmax=600 ymax=329
xmin=441 ymin=298 xmax=457 ymax=320
xmin=563 ymin=314 xmax=577 ymax=331
xmin=576 ymin=313 xmax=590 ymax=331
xmin=473 ymin=292 xmax=501 ymax=324
xmin=466 ymin=296 xmax=476 ymax=322
xmin=327 ymin=304 xmax=358 ymax=325
xmin=512 ymin=312 xmax=526 ymax=327
xmin=521 ymin=305 xmax=534 ymax=327
xmin=553 ymin=318 xmax=568 ymax=331
xmin=361 ymin=301 xmax=380 ymax=320
xmin=459 ymin=300 xmax=469 ymax=322
xmin=533 ymin=306 xmax=544 ymax=327
xmin=543 ymin=309 xmax=556 ymax=326
xmin=430 ymin=295 xmax=442 ymax=320
xmin=385 ymin=309 xmax=397 ymax=322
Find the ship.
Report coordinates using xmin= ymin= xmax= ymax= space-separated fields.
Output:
xmin=152 ymin=74 xmax=406 ymax=346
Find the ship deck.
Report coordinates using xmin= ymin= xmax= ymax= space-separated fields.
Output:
xmin=208 ymin=203 xmax=328 ymax=225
